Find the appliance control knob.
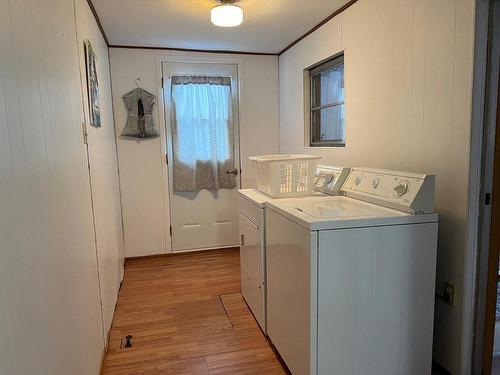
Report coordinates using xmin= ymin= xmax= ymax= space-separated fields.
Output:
xmin=354 ymin=176 xmax=362 ymax=186
xmin=372 ymin=179 xmax=380 ymax=188
xmin=394 ymin=181 xmax=409 ymax=196
xmin=325 ymin=174 xmax=335 ymax=184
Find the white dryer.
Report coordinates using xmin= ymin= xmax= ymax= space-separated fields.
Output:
xmin=238 ymin=165 xmax=350 ymax=334
xmin=265 ymin=168 xmax=438 ymax=375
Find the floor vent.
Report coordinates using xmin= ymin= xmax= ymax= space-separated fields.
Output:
xmin=120 ymin=335 xmax=133 ymax=349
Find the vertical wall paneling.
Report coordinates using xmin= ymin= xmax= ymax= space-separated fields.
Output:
xmin=409 ymin=0 xmax=427 ymax=173
xmin=109 ymin=49 xmax=170 ymax=257
xmin=75 ymin=0 xmax=125 ymax=345
xmin=0 ymin=0 xmax=123 ymax=373
xmin=389 ymin=0 xmax=414 ymax=172
xmin=278 ymin=0 xmax=476 ymax=373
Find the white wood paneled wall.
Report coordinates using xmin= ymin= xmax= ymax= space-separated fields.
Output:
xmin=75 ymin=0 xmax=125 ymax=343
xmin=278 ymin=0 xmax=475 ymax=373
xmin=0 ymin=0 xmax=124 ymax=373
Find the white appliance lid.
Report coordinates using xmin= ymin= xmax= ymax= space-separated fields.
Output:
xmin=238 ymin=188 xmax=273 ymax=208
xmin=297 ymin=197 xmax=402 ymax=219
xmin=238 ymin=188 xmax=328 ymax=208
xmin=266 ymin=196 xmax=438 ymax=230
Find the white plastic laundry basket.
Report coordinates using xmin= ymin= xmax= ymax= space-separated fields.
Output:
xmin=249 ymin=154 xmax=322 ymax=198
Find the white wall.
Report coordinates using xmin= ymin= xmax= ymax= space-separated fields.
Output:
xmin=0 ymin=0 xmax=123 ymax=373
xmin=109 ymin=48 xmax=279 ymax=257
xmin=278 ymin=0 xmax=475 ymax=374
xmin=75 ymin=0 xmax=125 ymax=343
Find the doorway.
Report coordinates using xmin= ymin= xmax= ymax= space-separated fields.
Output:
xmin=483 ymin=88 xmax=500 ymax=373
xmin=482 ymin=59 xmax=500 ymax=374
xmin=474 ymin=0 xmax=500 ymax=375
xmin=162 ymin=62 xmax=241 ymax=253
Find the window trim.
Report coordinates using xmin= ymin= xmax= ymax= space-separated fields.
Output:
xmin=306 ymin=52 xmax=345 ymax=148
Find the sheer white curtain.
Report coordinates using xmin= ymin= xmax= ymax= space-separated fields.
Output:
xmin=170 ymin=75 xmax=236 ymax=192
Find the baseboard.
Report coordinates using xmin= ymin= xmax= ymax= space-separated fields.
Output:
xmin=99 ymin=346 xmax=106 ymax=375
xmin=100 ymin=282 xmax=123 ymax=375
xmin=125 ymin=246 xmax=240 ymax=262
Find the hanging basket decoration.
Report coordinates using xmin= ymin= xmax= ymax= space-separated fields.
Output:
xmin=121 ymin=83 xmax=159 ymax=139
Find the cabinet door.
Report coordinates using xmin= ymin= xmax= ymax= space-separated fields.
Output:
xmin=239 ymin=213 xmax=264 ymax=329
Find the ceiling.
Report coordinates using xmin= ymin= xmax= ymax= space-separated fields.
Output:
xmin=91 ymin=0 xmax=352 ymax=54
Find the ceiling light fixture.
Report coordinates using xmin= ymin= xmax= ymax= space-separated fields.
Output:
xmin=211 ymin=0 xmax=243 ymax=27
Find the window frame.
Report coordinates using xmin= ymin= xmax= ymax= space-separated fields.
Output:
xmin=306 ymin=52 xmax=346 ymax=148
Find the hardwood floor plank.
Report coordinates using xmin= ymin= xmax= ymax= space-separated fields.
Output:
xmin=102 ymin=249 xmax=287 ymax=375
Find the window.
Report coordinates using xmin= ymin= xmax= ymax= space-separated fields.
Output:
xmin=307 ymin=53 xmax=345 ymax=147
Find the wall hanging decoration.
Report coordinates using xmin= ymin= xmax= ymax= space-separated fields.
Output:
xmin=121 ymin=79 xmax=159 ymax=139
xmin=84 ymin=39 xmax=101 ymax=128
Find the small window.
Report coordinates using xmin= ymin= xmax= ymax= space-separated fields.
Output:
xmin=307 ymin=53 xmax=345 ymax=147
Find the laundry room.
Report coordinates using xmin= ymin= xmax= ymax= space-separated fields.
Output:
xmin=1 ymin=1 xmax=500 ymax=375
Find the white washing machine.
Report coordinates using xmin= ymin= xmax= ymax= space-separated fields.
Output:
xmin=238 ymin=165 xmax=350 ymax=334
xmin=265 ymin=168 xmax=438 ymax=375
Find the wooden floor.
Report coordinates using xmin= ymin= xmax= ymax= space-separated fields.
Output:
xmin=102 ymin=248 xmax=287 ymax=375
xmin=103 ymin=248 xmax=451 ymax=375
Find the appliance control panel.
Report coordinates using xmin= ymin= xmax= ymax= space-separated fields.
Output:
xmin=341 ymin=168 xmax=435 ymax=214
xmin=313 ymin=165 xmax=351 ymax=196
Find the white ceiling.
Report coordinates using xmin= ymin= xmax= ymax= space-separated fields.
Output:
xmin=91 ymin=0 xmax=352 ymax=54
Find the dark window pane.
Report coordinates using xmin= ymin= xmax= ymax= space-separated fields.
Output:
xmin=311 ymin=105 xmax=345 ymax=144
xmin=311 ymin=64 xmax=344 ymax=109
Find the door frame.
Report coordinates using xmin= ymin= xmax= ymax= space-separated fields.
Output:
xmin=482 ymin=73 xmax=500 ymax=373
xmin=155 ymin=55 xmax=244 ymax=253
xmin=469 ymin=0 xmax=500 ymax=373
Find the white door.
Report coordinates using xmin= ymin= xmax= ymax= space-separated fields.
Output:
xmin=163 ymin=62 xmax=240 ymax=252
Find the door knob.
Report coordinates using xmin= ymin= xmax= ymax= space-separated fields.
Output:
xmin=226 ymin=168 xmax=239 ymax=176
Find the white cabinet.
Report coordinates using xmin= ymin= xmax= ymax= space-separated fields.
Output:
xmin=239 ymin=197 xmax=266 ymax=332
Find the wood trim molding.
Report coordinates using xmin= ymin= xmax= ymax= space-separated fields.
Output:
xmin=278 ymin=0 xmax=359 ymax=56
xmin=108 ymin=44 xmax=277 ymax=56
xmin=86 ymin=0 xmax=357 ymax=56
xmin=125 ymin=247 xmax=240 ymax=262
xmin=86 ymin=0 xmax=109 ymax=46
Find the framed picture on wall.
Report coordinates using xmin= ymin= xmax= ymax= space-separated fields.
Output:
xmin=84 ymin=39 xmax=101 ymax=128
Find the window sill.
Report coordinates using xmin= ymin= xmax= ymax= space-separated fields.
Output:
xmin=307 ymin=144 xmax=346 ymax=148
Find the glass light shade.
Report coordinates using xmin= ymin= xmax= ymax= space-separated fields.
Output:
xmin=211 ymin=4 xmax=243 ymax=27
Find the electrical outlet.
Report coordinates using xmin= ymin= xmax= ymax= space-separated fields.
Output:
xmin=444 ymin=282 xmax=455 ymax=306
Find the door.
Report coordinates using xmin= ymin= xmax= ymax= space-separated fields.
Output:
xmin=163 ymin=62 xmax=240 ymax=252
